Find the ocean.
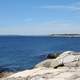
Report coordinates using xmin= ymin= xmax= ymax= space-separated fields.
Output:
xmin=0 ymin=36 xmax=80 ymax=72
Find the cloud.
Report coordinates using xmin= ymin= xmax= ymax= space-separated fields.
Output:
xmin=0 ymin=21 xmax=80 ymax=35
xmin=40 ymin=5 xmax=80 ymax=11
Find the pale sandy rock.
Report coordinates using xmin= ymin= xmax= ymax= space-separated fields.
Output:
xmin=76 ymin=78 xmax=80 ymax=80
xmin=8 ymin=67 xmax=45 ymax=78
xmin=35 ymin=51 xmax=80 ymax=69
xmin=49 ymin=59 xmax=60 ymax=68
xmin=56 ymin=51 xmax=74 ymax=60
xmin=35 ymin=59 xmax=52 ymax=68
xmin=31 ymin=76 xmax=44 ymax=80
xmin=5 ymin=51 xmax=80 ymax=80
xmin=64 ymin=61 xmax=80 ymax=67
xmin=7 ymin=68 xmax=79 ymax=78
xmin=6 ymin=68 xmax=80 ymax=80
xmin=56 ymin=51 xmax=80 ymax=67
xmin=55 ymin=72 xmax=75 ymax=78
xmin=56 ymin=51 xmax=75 ymax=64
xmin=67 ymin=74 xmax=80 ymax=80
xmin=48 ymin=78 xmax=67 ymax=80
xmin=61 ymin=55 xmax=75 ymax=63
xmin=35 ymin=59 xmax=61 ymax=69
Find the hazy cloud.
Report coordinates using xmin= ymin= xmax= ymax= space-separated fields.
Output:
xmin=39 ymin=5 xmax=80 ymax=11
xmin=0 ymin=21 xmax=80 ymax=35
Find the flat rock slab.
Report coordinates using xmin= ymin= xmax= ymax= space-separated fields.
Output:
xmin=2 ymin=67 xmax=80 ymax=80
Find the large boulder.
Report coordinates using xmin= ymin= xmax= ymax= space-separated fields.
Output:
xmin=56 ymin=51 xmax=75 ymax=60
xmin=35 ymin=52 xmax=61 ymax=68
xmin=56 ymin=51 xmax=80 ymax=64
xmin=35 ymin=51 xmax=80 ymax=69
xmin=35 ymin=59 xmax=62 ymax=69
xmin=47 ymin=52 xmax=60 ymax=59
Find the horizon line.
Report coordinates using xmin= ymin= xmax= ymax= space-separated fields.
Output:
xmin=0 ymin=33 xmax=80 ymax=36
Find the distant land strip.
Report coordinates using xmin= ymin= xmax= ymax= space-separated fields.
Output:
xmin=50 ymin=34 xmax=80 ymax=37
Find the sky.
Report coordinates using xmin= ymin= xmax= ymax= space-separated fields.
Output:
xmin=0 ymin=0 xmax=80 ymax=35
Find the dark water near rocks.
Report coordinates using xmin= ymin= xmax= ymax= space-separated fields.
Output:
xmin=0 ymin=36 xmax=80 ymax=72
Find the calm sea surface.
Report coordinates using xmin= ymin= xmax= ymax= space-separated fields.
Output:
xmin=0 ymin=36 xmax=80 ymax=72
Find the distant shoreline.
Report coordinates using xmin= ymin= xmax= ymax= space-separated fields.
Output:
xmin=50 ymin=34 xmax=80 ymax=37
xmin=0 ymin=34 xmax=80 ymax=37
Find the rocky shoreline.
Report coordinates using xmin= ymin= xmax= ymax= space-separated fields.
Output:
xmin=1 ymin=51 xmax=80 ymax=80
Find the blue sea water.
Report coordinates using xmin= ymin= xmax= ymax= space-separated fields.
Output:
xmin=0 ymin=36 xmax=80 ymax=72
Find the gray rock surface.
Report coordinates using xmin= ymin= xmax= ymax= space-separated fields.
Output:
xmin=1 ymin=51 xmax=80 ymax=80
xmin=35 ymin=59 xmax=52 ymax=68
xmin=35 ymin=51 xmax=80 ymax=68
xmin=3 ymin=68 xmax=80 ymax=80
